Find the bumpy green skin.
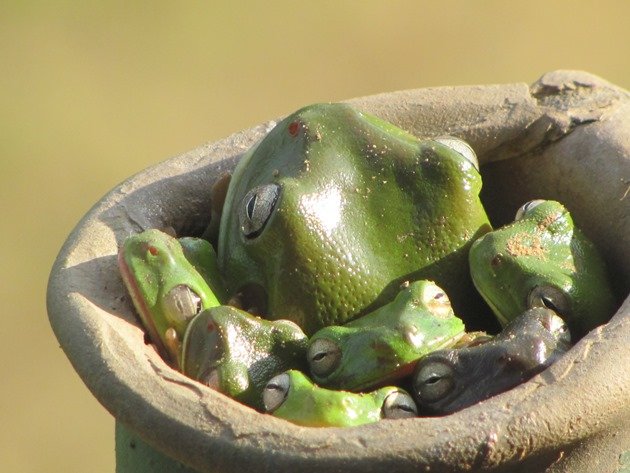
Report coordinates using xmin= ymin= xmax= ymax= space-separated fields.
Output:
xmin=118 ymin=229 xmax=221 ymax=364
xmin=179 ymin=236 xmax=229 ymax=304
xmin=469 ymin=200 xmax=616 ymax=338
xmin=218 ymin=103 xmax=492 ymax=335
xmin=181 ymin=306 xmax=308 ymax=411
xmin=268 ymin=370 xmax=411 ymax=427
xmin=308 ymin=280 xmax=465 ymax=391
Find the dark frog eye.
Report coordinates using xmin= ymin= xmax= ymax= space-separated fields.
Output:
xmin=527 ymin=285 xmax=571 ymax=317
xmin=382 ymin=391 xmax=418 ymax=419
xmin=163 ymin=284 xmax=203 ymax=324
xmin=413 ymin=360 xmax=455 ymax=403
xmin=515 ymin=200 xmax=545 ymax=221
xmin=239 ymin=184 xmax=280 ymax=238
xmin=434 ymin=137 xmax=479 ymax=171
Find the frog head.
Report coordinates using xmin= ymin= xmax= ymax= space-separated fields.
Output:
xmin=412 ymin=307 xmax=571 ymax=415
xmin=306 ymin=280 xmax=465 ymax=391
xmin=118 ymin=229 xmax=221 ymax=364
xmin=181 ymin=306 xmax=308 ymax=410
xmin=217 ymin=103 xmax=491 ymax=335
xmin=262 ymin=370 xmax=417 ymax=427
xmin=469 ymin=200 xmax=616 ymax=338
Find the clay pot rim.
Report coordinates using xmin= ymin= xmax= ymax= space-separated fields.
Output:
xmin=47 ymin=70 xmax=630 ymax=473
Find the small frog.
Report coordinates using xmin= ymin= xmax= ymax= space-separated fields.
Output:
xmin=263 ymin=370 xmax=417 ymax=427
xmin=469 ymin=200 xmax=616 ymax=338
xmin=411 ymin=307 xmax=571 ymax=415
xmin=217 ymin=103 xmax=492 ymax=335
xmin=118 ymin=229 xmax=224 ymax=364
xmin=181 ymin=306 xmax=308 ymax=411
xmin=307 ymin=280 xmax=465 ymax=391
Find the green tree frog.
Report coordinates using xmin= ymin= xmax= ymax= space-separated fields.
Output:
xmin=469 ymin=200 xmax=616 ymax=338
xmin=118 ymin=229 xmax=224 ymax=365
xmin=263 ymin=370 xmax=417 ymax=427
xmin=307 ymin=280 xmax=465 ymax=391
xmin=217 ymin=103 xmax=492 ymax=335
xmin=181 ymin=306 xmax=308 ymax=411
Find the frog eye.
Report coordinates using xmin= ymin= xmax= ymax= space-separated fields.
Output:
xmin=199 ymin=368 xmax=221 ymax=390
xmin=307 ymin=338 xmax=341 ymax=378
xmin=163 ymin=285 xmax=203 ymax=324
xmin=540 ymin=311 xmax=572 ymax=347
xmin=423 ymin=282 xmax=453 ymax=318
xmin=413 ymin=360 xmax=455 ymax=403
xmin=272 ymin=319 xmax=306 ymax=339
xmin=239 ymin=184 xmax=280 ymax=238
xmin=263 ymin=372 xmax=290 ymax=412
xmin=527 ymin=286 xmax=571 ymax=317
xmin=381 ymin=391 xmax=418 ymax=419
xmin=434 ymin=137 xmax=479 ymax=171
xmin=515 ymin=200 xmax=545 ymax=221
xmin=274 ymin=319 xmax=303 ymax=332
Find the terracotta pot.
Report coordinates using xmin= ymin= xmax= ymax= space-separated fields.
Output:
xmin=47 ymin=70 xmax=630 ymax=473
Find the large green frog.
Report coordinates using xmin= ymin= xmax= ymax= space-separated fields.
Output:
xmin=469 ymin=200 xmax=617 ymax=338
xmin=217 ymin=103 xmax=492 ymax=335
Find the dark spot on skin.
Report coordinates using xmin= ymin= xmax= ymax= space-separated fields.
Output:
xmin=288 ymin=121 xmax=300 ymax=136
xmin=207 ymin=322 xmax=215 ymax=333
xmin=148 ymin=246 xmax=158 ymax=256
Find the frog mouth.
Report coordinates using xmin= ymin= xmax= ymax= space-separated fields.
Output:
xmin=117 ymin=248 xmax=170 ymax=359
xmin=233 ymin=283 xmax=268 ymax=316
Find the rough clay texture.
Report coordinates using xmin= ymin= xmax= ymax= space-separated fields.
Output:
xmin=47 ymin=70 xmax=630 ymax=473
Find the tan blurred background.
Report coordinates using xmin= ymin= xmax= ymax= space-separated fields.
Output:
xmin=2 ymin=1 xmax=629 ymax=471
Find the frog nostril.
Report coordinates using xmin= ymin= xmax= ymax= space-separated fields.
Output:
xmin=491 ymin=254 xmax=503 ymax=268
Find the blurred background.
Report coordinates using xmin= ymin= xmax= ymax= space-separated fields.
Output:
xmin=2 ymin=1 xmax=629 ymax=471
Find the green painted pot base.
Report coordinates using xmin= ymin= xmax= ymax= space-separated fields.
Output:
xmin=116 ymin=422 xmax=200 ymax=473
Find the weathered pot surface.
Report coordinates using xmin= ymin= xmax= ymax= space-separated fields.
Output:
xmin=48 ymin=70 xmax=630 ymax=473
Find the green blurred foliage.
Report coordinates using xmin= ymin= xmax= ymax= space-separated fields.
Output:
xmin=2 ymin=1 xmax=628 ymax=471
